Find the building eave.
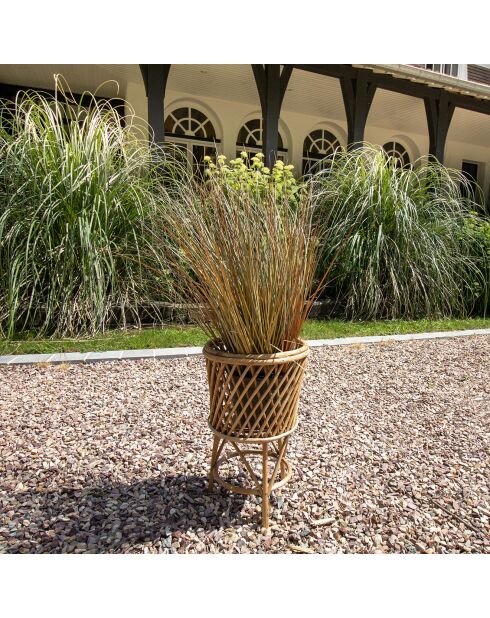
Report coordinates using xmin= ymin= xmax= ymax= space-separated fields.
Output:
xmin=355 ymin=64 xmax=490 ymax=102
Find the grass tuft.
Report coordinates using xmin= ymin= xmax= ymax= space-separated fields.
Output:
xmin=313 ymin=144 xmax=489 ymax=320
xmin=0 ymin=77 xmax=170 ymax=338
xmin=151 ymin=162 xmax=329 ymax=354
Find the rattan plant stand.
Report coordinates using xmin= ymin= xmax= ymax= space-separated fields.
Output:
xmin=203 ymin=339 xmax=309 ymax=529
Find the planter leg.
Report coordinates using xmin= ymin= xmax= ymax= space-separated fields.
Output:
xmin=280 ymin=436 xmax=289 ymax=480
xmin=208 ymin=435 xmax=220 ymax=492
xmin=262 ymin=442 xmax=270 ymax=529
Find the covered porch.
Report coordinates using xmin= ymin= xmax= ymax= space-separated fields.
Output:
xmin=1 ymin=64 xmax=490 ymax=191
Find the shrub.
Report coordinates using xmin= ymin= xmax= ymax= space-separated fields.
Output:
xmin=313 ymin=144 xmax=488 ymax=320
xmin=204 ymin=151 xmax=302 ymax=204
xmin=0 ymin=78 xmax=170 ymax=337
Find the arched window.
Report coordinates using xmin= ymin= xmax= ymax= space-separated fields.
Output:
xmin=164 ymin=106 xmax=219 ymax=175
xmin=236 ymin=118 xmax=287 ymax=161
xmin=302 ymin=129 xmax=341 ymax=175
xmin=382 ymin=141 xmax=410 ymax=167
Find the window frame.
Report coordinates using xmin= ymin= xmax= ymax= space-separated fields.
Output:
xmin=382 ymin=140 xmax=411 ymax=167
xmin=421 ymin=64 xmax=463 ymax=78
xmin=164 ymin=105 xmax=221 ymax=175
xmin=235 ymin=117 xmax=288 ymax=162
xmin=302 ymin=128 xmax=341 ymax=176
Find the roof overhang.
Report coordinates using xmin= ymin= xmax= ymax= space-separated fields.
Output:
xmin=294 ymin=64 xmax=490 ymax=116
xmin=355 ymin=64 xmax=490 ymax=102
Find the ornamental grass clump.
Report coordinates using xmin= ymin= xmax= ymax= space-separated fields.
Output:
xmin=313 ymin=144 xmax=488 ymax=320
xmin=156 ymin=154 xmax=326 ymax=355
xmin=462 ymin=213 xmax=490 ymax=316
xmin=0 ymin=78 xmax=169 ymax=337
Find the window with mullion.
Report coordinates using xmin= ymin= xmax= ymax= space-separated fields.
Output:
xmin=235 ymin=118 xmax=287 ymax=163
xmin=382 ymin=141 xmax=410 ymax=167
xmin=422 ymin=64 xmax=459 ymax=78
xmin=164 ymin=106 xmax=218 ymax=176
xmin=302 ymin=129 xmax=341 ymax=176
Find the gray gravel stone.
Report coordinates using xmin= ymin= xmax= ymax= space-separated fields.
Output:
xmin=0 ymin=335 xmax=488 ymax=553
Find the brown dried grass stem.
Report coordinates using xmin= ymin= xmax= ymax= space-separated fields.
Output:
xmin=155 ymin=173 xmax=326 ymax=355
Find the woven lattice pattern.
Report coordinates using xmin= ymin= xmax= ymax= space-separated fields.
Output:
xmin=204 ymin=340 xmax=309 ymax=440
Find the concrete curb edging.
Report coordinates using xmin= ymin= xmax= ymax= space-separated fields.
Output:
xmin=0 ymin=329 xmax=489 ymax=366
xmin=307 ymin=327 xmax=490 ymax=347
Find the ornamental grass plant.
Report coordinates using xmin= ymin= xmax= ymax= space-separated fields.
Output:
xmin=462 ymin=213 xmax=490 ymax=316
xmin=154 ymin=153 xmax=330 ymax=355
xmin=0 ymin=78 xmax=170 ymax=337
xmin=313 ymin=144 xmax=489 ymax=320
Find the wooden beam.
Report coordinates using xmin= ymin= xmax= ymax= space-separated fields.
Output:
xmin=140 ymin=64 xmax=171 ymax=145
xmin=441 ymin=91 xmax=490 ymax=115
xmin=293 ymin=64 xmax=357 ymax=79
xmin=252 ymin=64 xmax=293 ymax=168
xmin=263 ymin=65 xmax=281 ymax=168
xmin=279 ymin=65 xmax=293 ymax=106
xmin=139 ymin=64 xmax=149 ymax=97
xmin=251 ymin=64 xmax=266 ymax=112
xmin=424 ymin=93 xmax=455 ymax=163
xmin=369 ymin=72 xmax=490 ymax=115
xmin=340 ymin=72 xmax=377 ymax=147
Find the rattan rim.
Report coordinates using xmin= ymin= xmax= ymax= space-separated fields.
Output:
xmin=203 ymin=338 xmax=309 ymax=366
xmin=207 ymin=419 xmax=298 ymax=443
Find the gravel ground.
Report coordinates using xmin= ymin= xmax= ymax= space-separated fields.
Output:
xmin=0 ymin=336 xmax=489 ymax=554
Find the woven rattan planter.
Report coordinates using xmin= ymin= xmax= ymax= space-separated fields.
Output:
xmin=203 ymin=339 xmax=309 ymax=528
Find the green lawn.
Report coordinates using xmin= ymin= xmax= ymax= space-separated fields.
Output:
xmin=1 ymin=318 xmax=489 ymax=356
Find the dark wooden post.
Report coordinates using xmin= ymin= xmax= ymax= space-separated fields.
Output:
xmin=340 ymin=71 xmax=377 ymax=148
xmin=424 ymin=93 xmax=455 ymax=163
xmin=139 ymin=64 xmax=171 ymax=145
xmin=252 ymin=64 xmax=292 ymax=168
xmin=263 ymin=65 xmax=281 ymax=168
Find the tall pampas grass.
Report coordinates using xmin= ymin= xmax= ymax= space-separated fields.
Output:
xmin=0 ymin=77 xmax=169 ymax=337
xmin=312 ymin=144 xmax=488 ymax=320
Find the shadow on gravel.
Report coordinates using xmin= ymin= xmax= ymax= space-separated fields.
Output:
xmin=5 ymin=475 xmax=249 ymax=553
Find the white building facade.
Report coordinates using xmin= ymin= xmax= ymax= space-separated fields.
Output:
xmin=2 ymin=64 xmax=490 ymax=196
